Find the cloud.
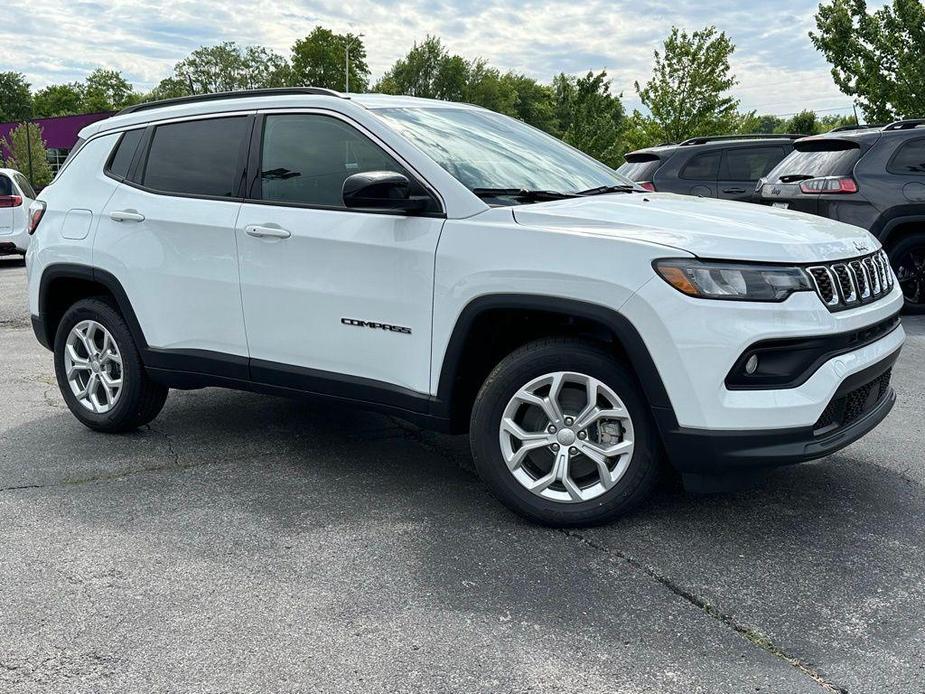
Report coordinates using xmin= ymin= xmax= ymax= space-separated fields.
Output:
xmin=0 ymin=0 xmax=869 ymax=116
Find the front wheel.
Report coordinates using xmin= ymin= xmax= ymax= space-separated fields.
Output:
xmin=54 ymin=298 xmax=168 ymax=432
xmin=888 ymin=234 xmax=925 ymax=314
xmin=469 ymin=338 xmax=660 ymax=526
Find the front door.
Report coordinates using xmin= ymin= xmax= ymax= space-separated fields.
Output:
xmin=236 ymin=112 xmax=444 ymax=398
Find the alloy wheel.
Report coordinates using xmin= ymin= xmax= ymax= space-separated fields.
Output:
xmin=499 ymin=371 xmax=635 ymax=503
xmin=64 ymin=320 xmax=124 ymax=414
xmin=895 ymin=245 xmax=925 ymax=306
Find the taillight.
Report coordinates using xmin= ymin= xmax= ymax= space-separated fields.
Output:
xmin=638 ymin=181 xmax=656 ymax=192
xmin=0 ymin=195 xmax=22 ymax=207
xmin=27 ymin=200 xmax=46 ymax=235
xmin=799 ymin=176 xmax=858 ymax=194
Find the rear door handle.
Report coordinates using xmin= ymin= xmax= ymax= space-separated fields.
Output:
xmin=245 ymin=224 xmax=291 ymax=239
xmin=110 ymin=209 xmax=145 ymax=223
xmin=722 ymin=188 xmax=747 ymax=194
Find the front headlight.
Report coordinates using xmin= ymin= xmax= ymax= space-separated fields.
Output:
xmin=653 ymin=258 xmax=813 ymax=302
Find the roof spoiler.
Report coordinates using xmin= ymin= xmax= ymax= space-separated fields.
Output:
xmin=118 ymin=87 xmax=347 ymax=116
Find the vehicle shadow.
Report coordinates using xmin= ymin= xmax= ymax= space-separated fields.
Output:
xmin=0 ymin=256 xmax=26 ymax=269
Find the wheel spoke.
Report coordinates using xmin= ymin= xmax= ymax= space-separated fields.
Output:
xmin=575 ymin=406 xmax=627 ymax=431
xmin=514 ymin=390 xmax=561 ymax=426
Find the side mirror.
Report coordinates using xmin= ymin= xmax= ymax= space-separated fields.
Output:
xmin=342 ymin=171 xmax=428 ymax=212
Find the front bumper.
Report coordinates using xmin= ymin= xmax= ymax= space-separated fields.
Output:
xmin=655 ymin=348 xmax=898 ymax=474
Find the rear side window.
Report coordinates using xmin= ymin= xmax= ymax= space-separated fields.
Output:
xmin=13 ymin=173 xmax=35 ymax=198
xmin=766 ymin=140 xmax=860 ymax=182
xmin=617 ymin=153 xmax=662 ymax=182
xmin=887 ymin=138 xmax=925 ymax=175
xmin=680 ymin=151 xmax=721 ymax=180
xmin=106 ymin=129 xmax=144 ymax=180
xmin=142 ymin=117 xmax=250 ymax=197
xmin=257 ymin=114 xmax=413 ymax=207
xmin=723 ymin=146 xmax=787 ymax=181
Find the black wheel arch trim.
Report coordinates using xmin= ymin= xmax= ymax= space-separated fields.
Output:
xmin=874 ymin=209 xmax=925 ymax=245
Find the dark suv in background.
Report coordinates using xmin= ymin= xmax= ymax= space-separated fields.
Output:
xmin=618 ymin=135 xmax=802 ymax=203
xmin=757 ymin=120 xmax=925 ymax=312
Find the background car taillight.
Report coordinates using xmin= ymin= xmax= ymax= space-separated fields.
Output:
xmin=799 ymin=176 xmax=858 ymax=194
xmin=638 ymin=181 xmax=656 ymax=192
xmin=0 ymin=194 xmax=23 ymax=207
xmin=27 ymin=200 xmax=46 ymax=235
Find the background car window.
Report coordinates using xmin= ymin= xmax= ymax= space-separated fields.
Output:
xmin=724 ymin=146 xmax=786 ymax=181
xmin=680 ymin=151 xmax=720 ymax=180
xmin=259 ymin=114 xmax=411 ymax=207
xmin=107 ymin=129 xmax=144 ymax=180
xmin=0 ymin=175 xmax=12 ymax=196
xmin=887 ymin=138 xmax=925 ymax=175
xmin=142 ymin=117 xmax=249 ymax=197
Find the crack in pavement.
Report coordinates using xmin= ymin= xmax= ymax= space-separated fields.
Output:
xmin=560 ymin=529 xmax=849 ymax=694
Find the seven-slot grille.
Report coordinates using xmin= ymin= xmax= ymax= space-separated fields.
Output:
xmin=806 ymin=250 xmax=893 ymax=311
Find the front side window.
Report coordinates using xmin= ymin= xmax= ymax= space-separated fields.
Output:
xmin=724 ymin=146 xmax=786 ymax=181
xmin=142 ymin=117 xmax=250 ymax=197
xmin=888 ymin=138 xmax=925 ymax=176
xmin=680 ymin=151 xmax=721 ymax=181
xmin=258 ymin=114 xmax=422 ymax=208
xmin=373 ymin=107 xmax=631 ymax=195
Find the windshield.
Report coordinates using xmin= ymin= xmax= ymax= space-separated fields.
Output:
xmin=373 ymin=106 xmax=632 ymax=196
xmin=766 ymin=143 xmax=860 ymax=182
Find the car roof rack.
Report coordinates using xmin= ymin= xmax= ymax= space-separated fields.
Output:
xmin=883 ymin=119 xmax=925 ymax=131
xmin=679 ymin=133 xmax=806 ymax=146
xmin=118 ymin=87 xmax=347 ymax=115
xmin=828 ymin=124 xmax=884 ymax=132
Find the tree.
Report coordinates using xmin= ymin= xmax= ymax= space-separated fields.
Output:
xmin=32 ymin=83 xmax=83 ymax=117
xmin=2 ymin=123 xmax=54 ymax=188
xmin=291 ymin=27 xmax=368 ymax=92
xmin=811 ymin=0 xmax=925 ymax=122
xmin=375 ymin=36 xmax=468 ymax=100
xmin=553 ymin=71 xmax=625 ymax=167
xmin=0 ymin=72 xmax=32 ymax=122
xmin=635 ymin=26 xmax=739 ymax=143
xmin=166 ymin=42 xmax=290 ymax=95
xmin=786 ymin=110 xmax=819 ymax=135
xmin=81 ymin=69 xmax=140 ymax=111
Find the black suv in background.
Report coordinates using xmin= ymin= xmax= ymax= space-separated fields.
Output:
xmin=618 ymin=135 xmax=802 ymax=203
xmin=757 ymin=120 xmax=925 ymax=312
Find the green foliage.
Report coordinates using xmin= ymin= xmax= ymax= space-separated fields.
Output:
xmin=635 ymin=26 xmax=740 ymax=144
xmin=160 ymin=42 xmax=290 ymax=96
xmin=291 ymin=27 xmax=368 ymax=92
xmin=32 ymin=83 xmax=83 ymax=117
xmin=786 ymin=110 xmax=818 ymax=135
xmin=375 ymin=36 xmax=466 ymax=99
xmin=2 ymin=123 xmax=53 ymax=188
xmin=552 ymin=71 xmax=625 ymax=167
xmin=811 ymin=0 xmax=925 ymax=122
xmin=0 ymin=72 xmax=32 ymax=122
xmin=81 ymin=69 xmax=141 ymax=111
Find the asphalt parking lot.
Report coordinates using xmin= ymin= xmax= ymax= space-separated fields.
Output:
xmin=1 ymin=256 xmax=923 ymax=694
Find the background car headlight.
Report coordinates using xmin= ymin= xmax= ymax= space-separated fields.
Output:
xmin=653 ymin=259 xmax=813 ymax=301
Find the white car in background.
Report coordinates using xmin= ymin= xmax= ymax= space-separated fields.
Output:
xmin=0 ymin=168 xmax=37 ymax=256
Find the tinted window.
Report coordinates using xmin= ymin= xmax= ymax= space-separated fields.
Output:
xmin=0 ymin=175 xmax=12 ymax=196
xmin=13 ymin=173 xmax=35 ymax=198
xmin=259 ymin=114 xmax=413 ymax=207
xmin=724 ymin=146 xmax=786 ymax=181
xmin=766 ymin=142 xmax=860 ymax=182
xmin=107 ymin=129 xmax=144 ymax=180
xmin=142 ymin=117 xmax=249 ymax=197
xmin=680 ymin=151 xmax=720 ymax=180
xmin=888 ymin=138 xmax=925 ymax=175
xmin=618 ymin=155 xmax=663 ymax=182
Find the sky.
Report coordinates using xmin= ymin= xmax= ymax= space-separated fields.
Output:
xmin=1 ymin=0 xmax=878 ymax=118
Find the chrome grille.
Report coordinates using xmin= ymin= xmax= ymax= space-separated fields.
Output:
xmin=807 ymin=250 xmax=894 ymax=311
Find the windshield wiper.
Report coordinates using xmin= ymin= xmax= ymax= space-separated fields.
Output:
xmin=577 ymin=184 xmax=641 ymax=196
xmin=471 ymin=187 xmax=575 ymax=202
xmin=779 ymin=174 xmax=815 ymax=183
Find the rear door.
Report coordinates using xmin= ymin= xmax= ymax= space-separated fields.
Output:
xmin=718 ymin=145 xmax=787 ymax=202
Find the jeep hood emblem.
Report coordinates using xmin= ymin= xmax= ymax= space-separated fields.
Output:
xmin=854 ymin=241 xmax=869 ymax=252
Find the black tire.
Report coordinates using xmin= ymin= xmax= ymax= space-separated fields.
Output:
xmin=54 ymin=298 xmax=168 ymax=433
xmin=888 ymin=234 xmax=925 ymax=315
xmin=469 ymin=337 xmax=660 ymax=526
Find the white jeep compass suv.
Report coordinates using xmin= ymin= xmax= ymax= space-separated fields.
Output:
xmin=25 ymin=88 xmax=905 ymax=525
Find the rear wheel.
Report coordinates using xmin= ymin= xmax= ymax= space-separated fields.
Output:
xmin=888 ymin=234 xmax=925 ymax=314
xmin=469 ymin=338 xmax=660 ymax=526
xmin=54 ymin=298 xmax=168 ymax=432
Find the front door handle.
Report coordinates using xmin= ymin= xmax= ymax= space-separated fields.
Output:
xmin=245 ymin=224 xmax=291 ymax=239
xmin=110 ymin=209 xmax=145 ymax=223
xmin=722 ymin=188 xmax=747 ymax=194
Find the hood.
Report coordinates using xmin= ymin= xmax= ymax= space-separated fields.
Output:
xmin=512 ymin=192 xmax=878 ymax=263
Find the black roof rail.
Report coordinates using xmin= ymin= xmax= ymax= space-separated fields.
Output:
xmin=883 ymin=119 xmax=925 ymax=131
xmin=827 ymin=123 xmax=884 ymax=132
xmin=118 ymin=87 xmax=347 ymax=115
xmin=679 ymin=133 xmax=807 ymax=146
